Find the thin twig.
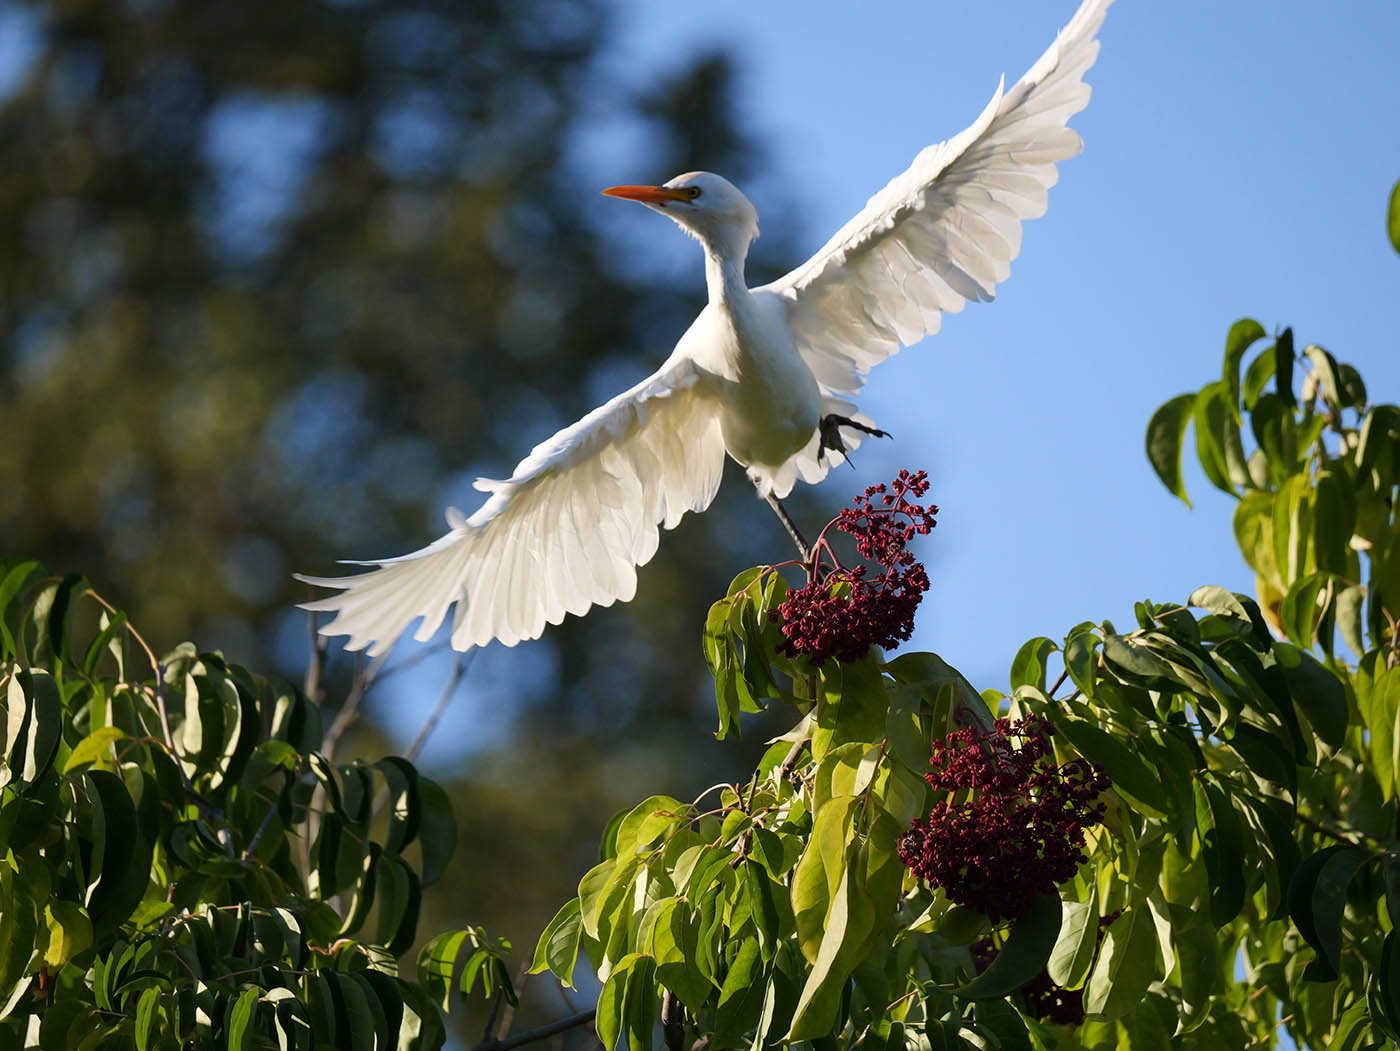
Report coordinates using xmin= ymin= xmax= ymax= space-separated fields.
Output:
xmin=474 ymin=1009 xmax=597 ymax=1051
xmin=763 ymin=492 xmax=810 ymax=561
xmin=304 ymin=611 xmax=328 ymax=703
xmin=321 ymin=650 xmax=390 ymax=760
xmin=405 ymin=651 xmax=476 ymax=762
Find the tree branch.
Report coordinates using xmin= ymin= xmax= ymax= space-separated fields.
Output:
xmin=474 ymin=1009 xmax=597 ymax=1051
xmin=405 ymin=650 xmax=475 ymax=762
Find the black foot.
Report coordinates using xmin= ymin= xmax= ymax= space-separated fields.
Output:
xmin=819 ymin=414 xmax=891 ymax=459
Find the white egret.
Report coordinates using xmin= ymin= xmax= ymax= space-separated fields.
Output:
xmin=298 ymin=0 xmax=1114 ymax=656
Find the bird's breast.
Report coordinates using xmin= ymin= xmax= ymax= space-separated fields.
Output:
xmin=681 ymin=292 xmax=822 ymax=470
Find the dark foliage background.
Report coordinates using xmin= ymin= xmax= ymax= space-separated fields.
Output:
xmin=0 ymin=0 xmax=820 ymax=1037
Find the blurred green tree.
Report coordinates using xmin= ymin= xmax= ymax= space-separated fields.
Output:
xmin=0 ymin=0 xmax=808 ymax=1037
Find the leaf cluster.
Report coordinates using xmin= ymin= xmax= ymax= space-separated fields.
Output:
xmin=0 ymin=562 xmax=508 ymax=1049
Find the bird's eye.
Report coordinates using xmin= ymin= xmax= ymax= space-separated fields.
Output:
xmin=685 ymin=186 xmax=702 ymax=199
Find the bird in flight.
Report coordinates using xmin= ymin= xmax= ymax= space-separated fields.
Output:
xmin=299 ymin=0 xmax=1114 ymax=656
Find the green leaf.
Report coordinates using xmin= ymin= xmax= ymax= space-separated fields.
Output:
xmin=64 ymin=727 xmax=129 ymax=773
xmin=1194 ymin=775 xmax=1245 ymax=926
xmin=614 ymin=795 xmax=687 ymax=856
xmin=228 ymin=986 xmax=262 ymax=1051
xmin=82 ymin=768 xmax=150 ymax=935
xmin=43 ymin=900 xmax=93 ymax=969
xmin=1303 ymin=344 xmax=1344 ymax=413
xmin=1242 ymin=344 xmax=1278 ymax=411
xmin=715 ymin=938 xmax=765 ymax=1042
xmin=957 ymin=892 xmax=1061 ymax=1000
xmin=0 ymin=863 xmax=38 ymax=1005
xmin=1275 ymin=327 xmax=1296 ymax=408
xmin=375 ymin=756 xmax=421 ymax=854
xmin=1047 ymin=891 xmax=1099 ymax=990
xmin=1056 ymin=715 xmax=1170 ymax=818
xmin=373 ymin=854 xmax=421 ymax=955
xmin=1193 ymin=381 xmax=1243 ymax=495
xmin=812 ymin=659 xmax=889 ymax=763
xmin=791 ymin=796 xmax=858 ymax=962
xmin=596 ymin=953 xmax=641 ymax=1051
xmin=1063 ymin=630 xmax=1098 ymax=700
xmin=530 ymin=899 xmax=583 ymax=986
xmin=1223 ymin=319 xmax=1267 ymax=416
xmin=1272 ymin=643 xmax=1348 ymax=749
xmin=1278 ymin=572 xmax=1329 ymax=651
xmin=651 ymin=898 xmax=710 ymax=1010
xmin=6 ymin=669 xmax=63 ymax=789
xmin=1010 ymin=637 xmax=1058 ymax=692
xmin=1084 ymin=908 xmax=1157 ymax=1021
xmin=786 ymin=862 xmax=875 ymax=1040
xmin=135 ymin=986 xmax=162 ymax=1051
xmin=416 ymin=777 xmax=457 ymax=887
xmin=1389 ymin=178 xmax=1400 ymax=254
xmin=1146 ymin=392 xmax=1197 ymax=506
xmin=1287 ymin=844 xmax=1372 ymax=981
xmin=0 ymin=559 xmax=43 ymax=658
xmin=1374 ymin=930 xmax=1400 ymax=1040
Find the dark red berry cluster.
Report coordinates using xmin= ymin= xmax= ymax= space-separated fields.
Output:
xmin=898 ymin=716 xmax=1109 ymax=922
xmin=771 ymin=469 xmax=937 ymax=666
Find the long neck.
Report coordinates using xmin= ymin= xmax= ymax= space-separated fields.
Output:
xmin=703 ymin=240 xmax=750 ymax=308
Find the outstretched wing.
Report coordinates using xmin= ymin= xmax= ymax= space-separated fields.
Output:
xmin=298 ymin=356 xmax=725 ymax=655
xmin=760 ymin=0 xmax=1113 ymax=399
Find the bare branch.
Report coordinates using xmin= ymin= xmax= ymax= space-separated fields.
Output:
xmin=405 ymin=650 xmax=476 ymax=762
xmin=474 ymin=1009 xmax=597 ymax=1051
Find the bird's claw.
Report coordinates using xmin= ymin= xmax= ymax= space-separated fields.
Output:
xmin=819 ymin=414 xmax=891 ymax=463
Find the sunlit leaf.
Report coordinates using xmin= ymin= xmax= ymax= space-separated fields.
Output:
xmin=1084 ymin=908 xmax=1156 ymax=1020
xmin=1145 ymin=392 xmax=1197 ymax=506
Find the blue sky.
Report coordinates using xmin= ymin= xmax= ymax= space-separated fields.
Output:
xmin=574 ymin=0 xmax=1400 ymax=691
xmin=223 ymin=0 xmax=1400 ymax=770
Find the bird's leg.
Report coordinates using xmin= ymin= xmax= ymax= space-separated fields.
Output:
xmin=819 ymin=414 xmax=891 ymax=462
xmin=762 ymin=490 xmax=810 ymax=562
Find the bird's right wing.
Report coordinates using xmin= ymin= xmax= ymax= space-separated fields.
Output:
xmin=297 ymin=355 xmax=725 ymax=655
xmin=760 ymin=0 xmax=1112 ymax=399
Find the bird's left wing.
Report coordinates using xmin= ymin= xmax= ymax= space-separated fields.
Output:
xmin=759 ymin=0 xmax=1112 ymax=399
xmin=297 ymin=355 xmax=725 ymax=655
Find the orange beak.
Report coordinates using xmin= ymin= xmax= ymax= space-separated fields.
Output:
xmin=601 ymin=184 xmax=691 ymax=204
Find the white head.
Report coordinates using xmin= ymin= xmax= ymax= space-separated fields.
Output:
xmin=603 ymin=171 xmax=759 ymax=263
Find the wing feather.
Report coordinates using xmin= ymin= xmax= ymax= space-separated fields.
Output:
xmin=298 ymin=356 xmax=725 ymax=655
xmin=761 ymin=0 xmax=1113 ymax=399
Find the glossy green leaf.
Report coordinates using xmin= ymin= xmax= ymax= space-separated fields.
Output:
xmin=0 ymin=863 xmax=38 ymax=1006
xmin=6 ymin=669 xmax=62 ymax=789
xmin=1193 ymin=380 xmax=1241 ymax=496
xmin=1389 ymin=178 xmax=1400 ymax=254
xmin=415 ymin=777 xmax=456 ymax=888
xmin=1272 ymin=643 xmax=1349 ymax=749
xmin=64 ymin=727 xmax=129 ymax=773
xmin=1287 ymin=844 xmax=1372 ymax=981
xmin=1010 ymin=637 xmax=1057 ymax=692
xmin=1223 ymin=319 xmax=1267 ymax=416
xmin=1047 ymin=891 xmax=1099 ymax=990
xmin=228 ymin=986 xmax=261 ymax=1051
xmin=614 ymin=794 xmax=687 ymax=856
xmin=1057 ymin=715 xmax=1170 ymax=818
xmin=1303 ymin=344 xmax=1344 ymax=413
xmin=715 ymin=938 xmax=765 ymax=1042
xmin=1084 ymin=908 xmax=1157 ymax=1021
xmin=791 ymin=796 xmax=858 ymax=962
xmin=43 ymin=900 xmax=93 ymax=968
xmin=787 ymin=862 xmax=874 ymax=1040
xmin=1146 ymin=392 xmax=1197 ymax=506
xmin=376 ymin=756 xmax=421 ymax=854
xmin=1275 ymin=327 xmax=1296 ymax=408
xmin=650 ymin=898 xmax=710 ymax=1010
xmin=82 ymin=768 xmax=150 ymax=935
xmin=1194 ymin=776 xmax=1245 ymax=926
xmin=530 ymin=899 xmax=583 ymax=985
xmin=0 ymin=559 xmax=43 ymax=658
xmin=958 ymin=892 xmax=1061 ymax=1000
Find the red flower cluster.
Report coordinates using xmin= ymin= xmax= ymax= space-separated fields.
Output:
xmin=898 ymin=716 xmax=1109 ymax=922
xmin=771 ymin=469 xmax=937 ymax=665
